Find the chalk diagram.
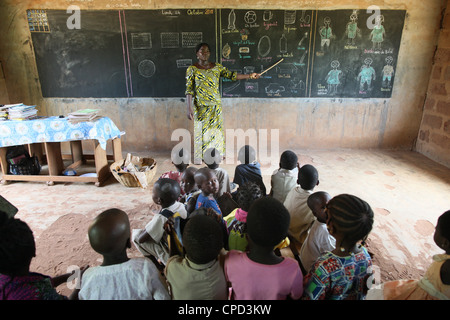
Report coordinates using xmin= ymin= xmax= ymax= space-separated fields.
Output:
xmin=265 ymin=83 xmax=285 ymax=95
xmin=280 ymin=33 xmax=287 ymax=53
xmin=263 ymin=10 xmax=273 ymax=22
xmin=131 ymin=33 xmax=152 ymax=49
xmin=299 ymin=10 xmax=310 ymax=25
xmin=344 ymin=11 xmax=361 ymax=46
xmin=284 ymin=10 xmax=296 ymax=24
xmin=288 ymin=78 xmax=305 ymax=93
xmin=228 ymin=9 xmax=236 ymax=30
xmin=297 ymin=32 xmax=308 ymax=48
xmin=245 ymin=82 xmax=259 ymax=93
xmin=382 ymin=56 xmax=394 ymax=88
xmin=222 ymin=43 xmax=231 ymax=59
xmin=318 ymin=17 xmax=334 ymax=53
xmin=276 ymin=63 xmax=298 ymax=75
xmin=182 ymin=32 xmax=203 ymax=48
xmin=138 ymin=59 xmax=156 ymax=78
xmin=223 ymin=69 xmax=242 ymax=94
xmin=258 ymin=35 xmax=271 ymax=57
xmin=176 ymin=59 xmax=192 ymax=68
xmin=244 ymin=11 xmax=257 ymax=24
xmin=325 ymin=60 xmax=343 ymax=95
xmin=357 ymin=58 xmax=376 ymax=92
xmin=161 ymin=32 xmax=179 ymax=48
xmin=370 ymin=14 xmax=386 ymax=49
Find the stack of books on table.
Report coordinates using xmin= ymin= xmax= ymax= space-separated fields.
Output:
xmin=7 ymin=103 xmax=38 ymax=120
xmin=0 ymin=105 xmax=8 ymax=121
xmin=67 ymin=109 xmax=102 ymax=124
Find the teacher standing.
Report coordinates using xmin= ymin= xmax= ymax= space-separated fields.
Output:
xmin=185 ymin=43 xmax=260 ymax=164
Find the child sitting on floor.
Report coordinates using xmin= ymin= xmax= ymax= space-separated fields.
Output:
xmin=79 ymin=208 xmax=170 ymax=300
xmin=284 ymin=164 xmax=320 ymax=246
xmin=203 ymin=147 xmax=231 ymax=197
xmin=0 ymin=210 xmax=81 ymax=300
xmin=225 ymin=181 xmax=263 ymax=252
xmin=299 ymin=191 xmax=335 ymax=274
xmin=132 ymin=178 xmax=187 ymax=267
xmin=224 ymin=197 xmax=304 ymax=300
xmin=194 ymin=167 xmax=223 ymax=218
xmin=159 ymin=148 xmax=190 ymax=194
xmin=180 ymin=166 xmax=201 ymax=213
xmin=366 ymin=210 xmax=450 ymax=300
xmin=269 ymin=150 xmax=299 ymax=203
xmin=165 ymin=213 xmax=227 ymax=300
xmin=232 ymin=145 xmax=266 ymax=196
xmin=302 ymin=194 xmax=373 ymax=300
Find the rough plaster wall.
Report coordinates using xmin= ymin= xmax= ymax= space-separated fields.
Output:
xmin=0 ymin=0 xmax=446 ymax=154
xmin=415 ymin=0 xmax=450 ymax=168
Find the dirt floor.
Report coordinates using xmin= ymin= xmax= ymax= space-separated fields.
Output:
xmin=1 ymin=148 xmax=450 ymax=297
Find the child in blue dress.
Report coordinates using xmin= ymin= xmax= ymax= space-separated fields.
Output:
xmin=194 ymin=167 xmax=222 ymax=218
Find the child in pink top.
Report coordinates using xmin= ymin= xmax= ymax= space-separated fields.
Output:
xmin=224 ymin=197 xmax=303 ymax=300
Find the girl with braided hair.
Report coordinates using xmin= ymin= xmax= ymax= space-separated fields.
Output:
xmin=224 ymin=181 xmax=263 ymax=252
xmin=302 ymin=194 xmax=374 ymax=300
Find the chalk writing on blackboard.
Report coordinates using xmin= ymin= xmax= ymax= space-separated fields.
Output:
xmin=29 ymin=8 xmax=405 ymax=98
xmin=131 ymin=33 xmax=152 ymax=49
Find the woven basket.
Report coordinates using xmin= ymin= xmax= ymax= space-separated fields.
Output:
xmin=110 ymin=157 xmax=157 ymax=188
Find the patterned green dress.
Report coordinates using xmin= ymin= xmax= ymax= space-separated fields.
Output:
xmin=185 ymin=63 xmax=237 ymax=162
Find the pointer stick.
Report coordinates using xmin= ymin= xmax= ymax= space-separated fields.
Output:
xmin=259 ymin=58 xmax=284 ymax=75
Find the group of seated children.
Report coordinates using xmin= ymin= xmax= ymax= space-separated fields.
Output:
xmin=1 ymin=146 xmax=449 ymax=300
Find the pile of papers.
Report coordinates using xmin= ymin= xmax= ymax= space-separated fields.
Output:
xmin=67 ymin=109 xmax=102 ymax=124
xmin=7 ymin=103 xmax=38 ymax=120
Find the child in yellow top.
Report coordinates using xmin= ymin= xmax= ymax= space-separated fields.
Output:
xmin=366 ymin=210 xmax=450 ymax=300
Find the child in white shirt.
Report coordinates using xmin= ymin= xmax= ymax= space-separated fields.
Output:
xmin=284 ymin=164 xmax=320 ymax=245
xmin=270 ymin=150 xmax=299 ymax=203
xmin=79 ymin=208 xmax=170 ymax=300
xmin=132 ymin=178 xmax=187 ymax=266
xmin=299 ymin=191 xmax=336 ymax=274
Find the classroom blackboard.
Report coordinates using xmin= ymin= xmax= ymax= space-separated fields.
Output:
xmin=29 ymin=8 xmax=405 ymax=98
xmin=30 ymin=9 xmax=217 ymax=98
xmin=219 ymin=9 xmax=313 ymax=98
xmin=308 ymin=9 xmax=406 ymax=98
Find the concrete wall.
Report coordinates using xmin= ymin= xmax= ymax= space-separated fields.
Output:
xmin=0 ymin=0 xmax=447 ymax=157
xmin=415 ymin=0 xmax=450 ymax=168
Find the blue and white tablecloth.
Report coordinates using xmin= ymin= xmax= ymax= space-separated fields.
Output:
xmin=0 ymin=116 xmax=124 ymax=150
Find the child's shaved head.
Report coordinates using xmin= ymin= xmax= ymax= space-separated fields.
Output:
xmin=88 ymin=208 xmax=130 ymax=256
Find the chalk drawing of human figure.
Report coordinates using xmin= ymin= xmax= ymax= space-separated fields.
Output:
xmin=318 ymin=17 xmax=334 ymax=53
xmin=345 ymin=12 xmax=361 ymax=46
xmin=369 ymin=14 xmax=385 ymax=49
xmin=382 ymin=56 xmax=394 ymax=88
xmin=357 ymin=58 xmax=376 ymax=92
xmin=325 ymin=60 xmax=342 ymax=95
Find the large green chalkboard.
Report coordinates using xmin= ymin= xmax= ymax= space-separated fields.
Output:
xmin=29 ymin=8 xmax=405 ymax=98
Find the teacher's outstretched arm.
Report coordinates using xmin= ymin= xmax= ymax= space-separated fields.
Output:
xmin=236 ymin=72 xmax=261 ymax=80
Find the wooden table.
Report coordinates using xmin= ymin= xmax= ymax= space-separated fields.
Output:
xmin=0 ymin=117 xmax=123 ymax=186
